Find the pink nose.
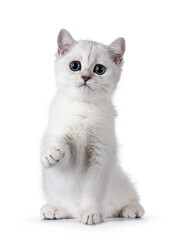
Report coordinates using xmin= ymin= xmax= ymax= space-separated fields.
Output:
xmin=81 ymin=76 xmax=91 ymax=81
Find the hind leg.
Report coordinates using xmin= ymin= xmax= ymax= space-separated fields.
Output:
xmin=41 ymin=203 xmax=70 ymax=220
xmin=104 ymin=167 xmax=145 ymax=219
xmin=120 ymin=202 xmax=144 ymax=218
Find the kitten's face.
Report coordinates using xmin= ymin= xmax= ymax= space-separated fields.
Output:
xmin=55 ymin=30 xmax=125 ymax=101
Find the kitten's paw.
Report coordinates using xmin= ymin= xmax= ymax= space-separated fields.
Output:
xmin=120 ymin=202 xmax=145 ymax=218
xmin=78 ymin=209 xmax=103 ymax=225
xmin=42 ymin=147 xmax=65 ymax=167
xmin=41 ymin=204 xmax=68 ymax=219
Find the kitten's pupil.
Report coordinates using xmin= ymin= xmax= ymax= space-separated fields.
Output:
xmin=70 ymin=61 xmax=81 ymax=71
xmin=94 ymin=64 xmax=106 ymax=75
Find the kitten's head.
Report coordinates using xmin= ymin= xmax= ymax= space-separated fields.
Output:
xmin=55 ymin=29 xmax=125 ymax=101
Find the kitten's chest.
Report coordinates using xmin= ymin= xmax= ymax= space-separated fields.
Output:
xmin=64 ymin=103 xmax=98 ymax=129
xmin=68 ymin=110 xmax=92 ymax=141
xmin=61 ymin=104 xmax=100 ymax=145
xmin=57 ymin=101 xmax=112 ymax=142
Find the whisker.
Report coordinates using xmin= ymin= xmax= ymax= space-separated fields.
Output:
xmin=88 ymin=82 xmax=111 ymax=90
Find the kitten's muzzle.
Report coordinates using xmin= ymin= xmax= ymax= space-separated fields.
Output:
xmin=81 ymin=76 xmax=91 ymax=82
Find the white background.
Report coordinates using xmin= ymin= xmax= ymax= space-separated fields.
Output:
xmin=0 ymin=0 xmax=180 ymax=239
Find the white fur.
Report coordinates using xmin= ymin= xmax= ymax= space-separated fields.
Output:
xmin=41 ymin=29 xmax=144 ymax=224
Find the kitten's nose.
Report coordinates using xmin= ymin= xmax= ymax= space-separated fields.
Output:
xmin=81 ymin=76 xmax=91 ymax=82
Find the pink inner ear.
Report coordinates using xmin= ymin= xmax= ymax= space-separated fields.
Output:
xmin=58 ymin=44 xmax=71 ymax=55
xmin=114 ymin=55 xmax=123 ymax=64
xmin=108 ymin=49 xmax=123 ymax=64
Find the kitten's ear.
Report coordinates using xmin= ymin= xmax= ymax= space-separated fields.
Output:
xmin=57 ymin=29 xmax=76 ymax=55
xmin=108 ymin=38 xmax=125 ymax=64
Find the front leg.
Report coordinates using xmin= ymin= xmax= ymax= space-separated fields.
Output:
xmin=41 ymin=135 xmax=70 ymax=168
xmin=78 ymin=143 xmax=112 ymax=225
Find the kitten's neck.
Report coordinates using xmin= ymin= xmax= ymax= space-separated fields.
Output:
xmin=57 ymin=90 xmax=112 ymax=107
xmin=52 ymin=91 xmax=116 ymax=119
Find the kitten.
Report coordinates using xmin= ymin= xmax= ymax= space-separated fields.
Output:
xmin=41 ymin=29 xmax=145 ymax=224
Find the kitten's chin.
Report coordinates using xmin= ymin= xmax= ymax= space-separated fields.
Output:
xmin=78 ymin=85 xmax=94 ymax=97
xmin=77 ymin=87 xmax=111 ymax=101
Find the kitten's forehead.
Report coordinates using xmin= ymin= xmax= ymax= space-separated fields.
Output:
xmin=75 ymin=40 xmax=107 ymax=64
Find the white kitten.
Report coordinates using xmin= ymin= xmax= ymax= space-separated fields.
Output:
xmin=41 ymin=29 xmax=144 ymax=224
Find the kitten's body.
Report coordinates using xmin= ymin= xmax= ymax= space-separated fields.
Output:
xmin=41 ymin=30 xmax=144 ymax=224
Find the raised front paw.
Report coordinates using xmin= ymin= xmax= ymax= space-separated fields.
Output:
xmin=42 ymin=147 xmax=65 ymax=168
xmin=78 ymin=209 xmax=103 ymax=225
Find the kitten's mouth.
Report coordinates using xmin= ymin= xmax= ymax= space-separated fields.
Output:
xmin=80 ymin=83 xmax=91 ymax=89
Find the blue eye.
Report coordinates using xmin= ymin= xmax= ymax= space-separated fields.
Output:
xmin=70 ymin=61 xmax=81 ymax=71
xmin=94 ymin=64 xmax=106 ymax=75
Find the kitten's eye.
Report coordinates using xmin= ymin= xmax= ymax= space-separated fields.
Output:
xmin=94 ymin=64 xmax=106 ymax=75
xmin=69 ymin=61 xmax=81 ymax=71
